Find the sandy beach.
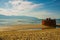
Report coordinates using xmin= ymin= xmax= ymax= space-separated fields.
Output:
xmin=0 ymin=28 xmax=60 ymax=40
xmin=0 ymin=24 xmax=60 ymax=40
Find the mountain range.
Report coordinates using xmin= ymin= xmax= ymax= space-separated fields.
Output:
xmin=0 ymin=15 xmax=40 ymax=21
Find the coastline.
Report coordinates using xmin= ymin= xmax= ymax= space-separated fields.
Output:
xmin=0 ymin=24 xmax=59 ymax=31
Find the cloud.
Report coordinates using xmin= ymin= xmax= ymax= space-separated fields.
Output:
xmin=0 ymin=8 xmax=57 ymax=19
xmin=0 ymin=0 xmax=44 ymax=17
xmin=6 ymin=0 xmax=43 ymax=10
xmin=22 ymin=11 xmax=53 ymax=19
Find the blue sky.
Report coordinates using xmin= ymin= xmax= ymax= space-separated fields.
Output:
xmin=0 ymin=0 xmax=60 ymax=19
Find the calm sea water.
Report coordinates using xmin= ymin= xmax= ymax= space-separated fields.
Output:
xmin=0 ymin=19 xmax=41 ymax=26
xmin=0 ymin=19 xmax=60 ymax=26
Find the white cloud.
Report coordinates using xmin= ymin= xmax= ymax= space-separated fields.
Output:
xmin=0 ymin=8 xmax=56 ymax=19
xmin=21 ymin=11 xmax=53 ymax=19
xmin=7 ymin=0 xmax=43 ymax=11
xmin=0 ymin=0 xmax=44 ymax=18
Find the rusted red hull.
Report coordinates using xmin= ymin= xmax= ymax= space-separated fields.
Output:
xmin=42 ymin=18 xmax=56 ymax=27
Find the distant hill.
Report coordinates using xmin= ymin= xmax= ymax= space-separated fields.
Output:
xmin=0 ymin=15 xmax=40 ymax=21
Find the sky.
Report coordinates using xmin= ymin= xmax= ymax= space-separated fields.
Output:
xmin=0 ymin=0 xmax=60 ymax=19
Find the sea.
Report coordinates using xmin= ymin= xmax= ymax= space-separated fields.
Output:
xmin=0 ymin=19 xmax=41 ymax=26
xmin=0 ymin=19 xmax=60 ymax=27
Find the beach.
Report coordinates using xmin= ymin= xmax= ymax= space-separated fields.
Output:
xmin=0 ymin=0 xmax=60 ymax=40
xmin=0 ymin=28 xmax=60 ymax=40
xmin=0 ymin=24 xmax=60 ymax=40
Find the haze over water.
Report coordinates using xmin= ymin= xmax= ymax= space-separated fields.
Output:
xmin=0 ymin=19 xmax=60 ymax=26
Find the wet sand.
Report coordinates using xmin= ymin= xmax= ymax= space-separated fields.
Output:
xmin=0 ymin=24 xmax=56 ymax=31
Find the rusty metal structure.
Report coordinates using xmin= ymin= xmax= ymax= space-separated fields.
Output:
xmin=42 ymin=18 xmax=56 ymax=27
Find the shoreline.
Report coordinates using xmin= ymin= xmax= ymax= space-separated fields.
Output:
xmin=0 ymin=24 xmax=60 ymax=31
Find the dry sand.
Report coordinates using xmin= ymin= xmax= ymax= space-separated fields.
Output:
xmin=0 ymin=28 xmax=60 ymax=40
